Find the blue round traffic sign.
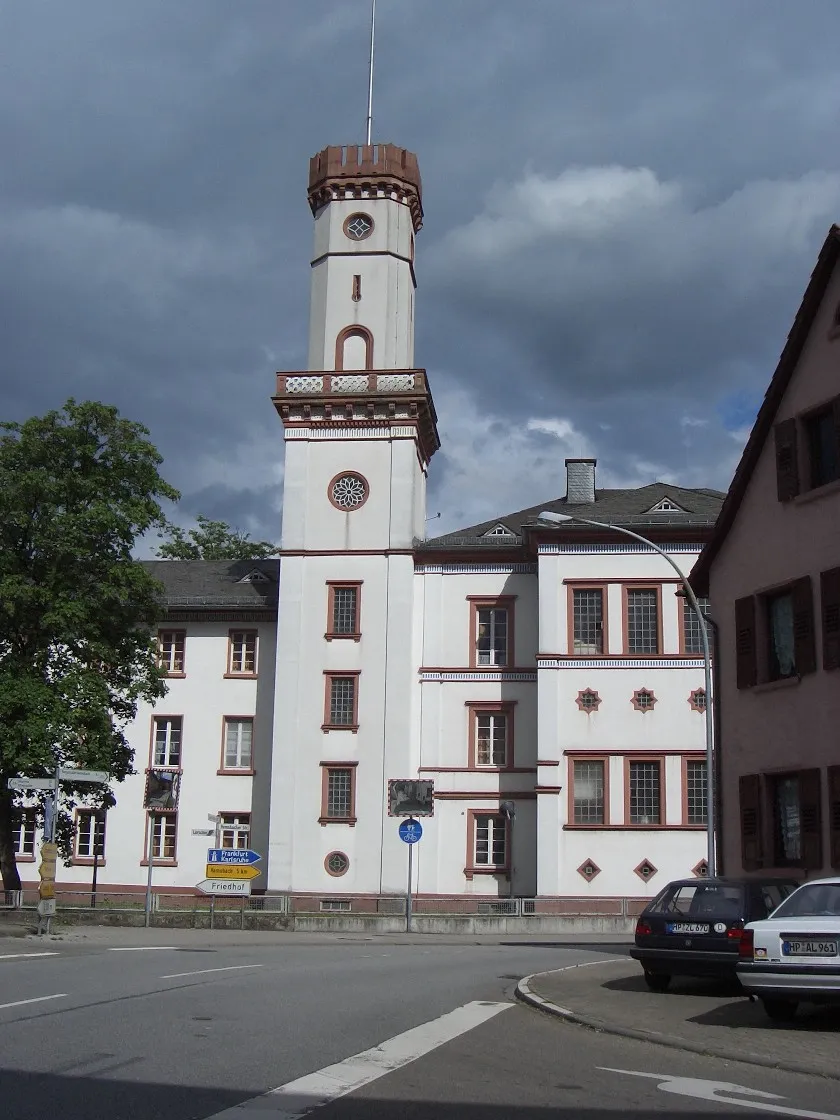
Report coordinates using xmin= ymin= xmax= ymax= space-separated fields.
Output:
xmin=398 ymin=819 xmax=423 ymax=844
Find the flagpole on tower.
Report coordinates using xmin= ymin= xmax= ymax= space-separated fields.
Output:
xmin=365 ymin=0 xmax=376 ymax=145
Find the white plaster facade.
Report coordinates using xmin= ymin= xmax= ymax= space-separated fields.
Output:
xmin=15 ymin=142 xmax=722 ymax=910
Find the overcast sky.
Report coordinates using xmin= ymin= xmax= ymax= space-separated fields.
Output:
xmin=3 ymin=1 xmax=839 ymax=546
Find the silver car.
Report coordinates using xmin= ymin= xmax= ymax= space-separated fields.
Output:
xmin=737 ymin=876 xmax=840 ymax=1021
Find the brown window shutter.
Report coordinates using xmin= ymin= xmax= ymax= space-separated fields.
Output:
xmin=799 ymin=768 xmax=823 ymax=872
xmin=821 ymin=567 xmax=840 ymax=671
xmin=739 ymin=774 xmax=764 ymax=870
xmin=774 ymin=418 xmax=799 ymax=501
xmin=735 ymin=596 xmax=757 ymax=689
xmin=828 ymin=766 xmax=840 ymax=869
xmin=833 ymin=395 xmax=840 ymax=471
xmin=791 ymin=575 xmax=816 ymax=675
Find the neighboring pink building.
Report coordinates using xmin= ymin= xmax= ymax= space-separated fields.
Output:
xmin=691 ymin=225 xmax=840 ymax=880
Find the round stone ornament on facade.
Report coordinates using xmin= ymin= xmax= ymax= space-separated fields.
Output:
xmin=329 ymin=472 xmax=369 ymax=511
xmin=343 ymin=213 xmax=374 ymax=241
xmin=324 ymin=851 xmax=350 ymax=877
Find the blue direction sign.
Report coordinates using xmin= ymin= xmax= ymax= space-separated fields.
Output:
xmin=398 ymin=819 xmax=423 ymax=845
xmin=207 ymin=848 xmax=261 ymax=865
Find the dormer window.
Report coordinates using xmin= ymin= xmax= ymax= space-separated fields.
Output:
xmin=647 ymin=497 xmax=685 ymax=513
xmin=237 ymin=569 xmax=271 ymax=584
xmin=484 ymin=524 xmax=514 ymax=537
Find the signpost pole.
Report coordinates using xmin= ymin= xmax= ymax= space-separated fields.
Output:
xmin=144 ymin=812 xmax=155 ymax=928
xmin=406 ymin=817 xmax=415 ymax=934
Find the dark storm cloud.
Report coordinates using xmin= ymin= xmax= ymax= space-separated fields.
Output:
xmin=2 ymin=1 xmax=839 ymax=541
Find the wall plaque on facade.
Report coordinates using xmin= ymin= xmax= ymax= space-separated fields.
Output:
xmin=143 ymin=770 xmax=181 ymax=811
xmin=388 ymin=779 xmax=434 ymax=817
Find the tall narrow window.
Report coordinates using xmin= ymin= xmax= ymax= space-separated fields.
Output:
xmin=75 ymin=811 xmax=106 ymax=859
xmin=220 ymin=813 xmax=250 ymax=849
xmin=805 ymin=405 xmax=840 ymax=489
xmin=152 ymin=716 xmax=182 ymax=767
xmin=12 ymin=809 xmax=36 ymax=857
xmin=626 ymin=589 xmax=659 ymax=654
xmin=629 ymin=760 xmax=662 ymax=825
xmin=320 ymin=765 xmax=357 ymax=823
xmin=475 ymin=712 xmax=508 ymax=767
xmin=473 ymin=814 xmax=507 ymax=868
xmin=572 ymin=760 xmax=606 ymax=825
xmin=324 ymin=674 xmax=359 ymax=730
xmin=572 ymin=588 xmax=604 ymax=654
xmin=157 ymin=630 xmax=185 ymax=674
xmin=682 ymin=597 xmax=710 ymax=655
xmin=475 ymin=607 xmax=509 ymax=665
xmin=352 ymin=274 xmax=362 ymax=302
xmin=148 ymin=813 xmax=177 ymax=861
xmin=327 ymin=583 xmax=361 ymax=638
xmin=228 ymin=631 xmax=257 ymax=675
xmin=685 ymin=760 xmax=708 ymax=825
xmin=223 ymin=717 xmax=253 ymax=771
xmin=766 ymin=590 xmax=796 ymax=680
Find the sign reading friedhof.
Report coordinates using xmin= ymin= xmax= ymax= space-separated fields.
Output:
xmin=196 ymin=878 xmax=252 ymax=897
xmin=388 ymin=779 xmax=434 ymax=817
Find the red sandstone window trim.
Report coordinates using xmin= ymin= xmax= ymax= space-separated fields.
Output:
xmin=567 ymin=755 xmax=610 ymax=828
xmin=226 ymin=630 xmax=258 ymax=677
xmin=468 ymin=596 xmax=516 ymax=668
xmin=218 ymin=715 xmax=255 ymax=775
xmin=157 ymin=629 xmax=186 ymax=676
xmin=322 ymin=671 xmax=361 ymax=732
xmin=326 ymin=581 xmax=362 ymax=641
xmin=319 ymin=762 xmax=359 ymax=826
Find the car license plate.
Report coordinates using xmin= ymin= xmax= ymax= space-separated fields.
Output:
xmin=666 ymin=923 xmax=709 ymax=934
xmin=781 ymin=939 xmax=838 ymax=956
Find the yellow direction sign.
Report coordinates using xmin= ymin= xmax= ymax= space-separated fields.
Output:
xmin=204 ymin=863 xmax=261 ymax=881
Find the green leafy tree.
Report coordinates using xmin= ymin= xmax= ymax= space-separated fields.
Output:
xmin=155 ymin=514 xmax=278 ymax=560
xmin=0 ymin=400 xmax=179 ymax=892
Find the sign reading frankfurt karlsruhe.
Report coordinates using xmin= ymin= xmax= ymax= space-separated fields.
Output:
xmin=206 ymin=848 xmax=261 ymax=865
xmin=388 ymin=779 xmax=434 ymax=817
xmin=196 ymin=878 xmax=252 ymax=897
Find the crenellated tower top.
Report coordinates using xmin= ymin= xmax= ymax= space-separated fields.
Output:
xmin=308 ymin=143 xmax=423 ymax=232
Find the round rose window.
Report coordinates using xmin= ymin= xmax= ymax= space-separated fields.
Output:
xmin=325 ymin=851 xmax=350 ymax=877
xmin=344 ymin=213 xmax=373 ymax=241
xmin=330 ymin=472 xmax=368 ymax=510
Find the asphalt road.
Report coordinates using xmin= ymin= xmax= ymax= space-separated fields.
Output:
xmin=1 ymin=930 xmax=838 ymax=1120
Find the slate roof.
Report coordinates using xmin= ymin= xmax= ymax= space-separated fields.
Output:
xmin=142 ymin=559 xmax=280 ymax=609
xmin=419 ymin=483 xmax=725 ymax=550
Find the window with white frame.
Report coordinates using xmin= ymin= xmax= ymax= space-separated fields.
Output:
xmin=686 ymin=760 xmax=708 ymax=825
xmin=75 ymin=811 xmax=106 ymax=859
xmin=573 ymin=760 xmax=606 ymax=825
xmin=157 ymin=630 xmax=185 ymax=674
xmin=629 ymin=760 xmax=661 ymax=825
xmin=12 ymin=810 xmax=36 ymax=857
xmin=153 ymin=716 xmax=182 ymax=767
xmin=476 ymin=607 xmax=508 ymax=666
xmin=149 ymin=813 xmax=177 ymax=860
xmin=228 ymin=630 xmax=257 ymax=675
xmin=223 ymin=717 xmax=253 ymax=770
xmin=682 ymin=597 xmax=710 ymax=655
xmin=220 ymin=813 xmax=250 ymax=849
xmin=572 ymin=589 xmax=604 ymax=655
xmin=627 ymin=589 xmax=659 ymax=654
xmin=474 ymin=814 xmax=507 ymax=867
xmin=475 ymin=712 xmax=508 ymax=767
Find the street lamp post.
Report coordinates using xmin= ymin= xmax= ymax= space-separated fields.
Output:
xmin=537 ymin=511 xmax=715 ymax=876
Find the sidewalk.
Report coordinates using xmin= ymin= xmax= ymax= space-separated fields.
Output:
xmin=517 ymin=958 xmax=840 ymax=1080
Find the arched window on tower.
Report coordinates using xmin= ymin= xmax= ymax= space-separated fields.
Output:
xmin=335 ymin=326 xmax=373 ymax=371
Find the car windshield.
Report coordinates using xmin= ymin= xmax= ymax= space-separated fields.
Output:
xmin=771 ymin=883 xmax=840 ymax=919
xmin=649 ymin=883 xmax=742 ymax=918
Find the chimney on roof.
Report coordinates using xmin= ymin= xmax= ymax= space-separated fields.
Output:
xmin=565 ymin=458 xmax=596 ymax=505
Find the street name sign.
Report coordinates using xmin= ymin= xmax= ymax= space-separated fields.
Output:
xmin=8 ymin=777 xmax=58 ymax=791
xmin=58 ymin=768 xmax=109 ymax=784
xmin=398 ymin=819 xmax=423 ymax=844
xmin=204 ymin=864 xmax=261 ymax=881
xmin=192 ymin=828 xmax=214 ymax=836
xmin=196 ymin=878 xmax=252 ymax=897
xmin=206 ymin=848 xmax=261 ymax=865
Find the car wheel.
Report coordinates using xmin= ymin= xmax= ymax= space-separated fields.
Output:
xmin=761 ymin=998 xmax=798 ymax=1022
xmin=643 ymin=970 xmax=671 ymax=992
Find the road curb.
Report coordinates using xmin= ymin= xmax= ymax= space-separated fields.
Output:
xmin=515 ymin=961 xmax=838 ymax=1082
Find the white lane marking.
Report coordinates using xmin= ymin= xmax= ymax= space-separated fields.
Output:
xmin=203 ymin=1000 xmax=511 ymax=1120
xmin=108 ymin=946 xmax=177 ymax=952
xmin=161 ymin=964 xmax=263 ymax=979
xmin=0 ymin=952 xmax=60 ymax=960
xmin=600 ymin=1069 xmax=840 ymax=1120
xmin=0 ymin=994 xmax=67 ymax=1011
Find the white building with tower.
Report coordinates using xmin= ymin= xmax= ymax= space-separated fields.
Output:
xmin=13 ymin=139 xmax=723 ymax=918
